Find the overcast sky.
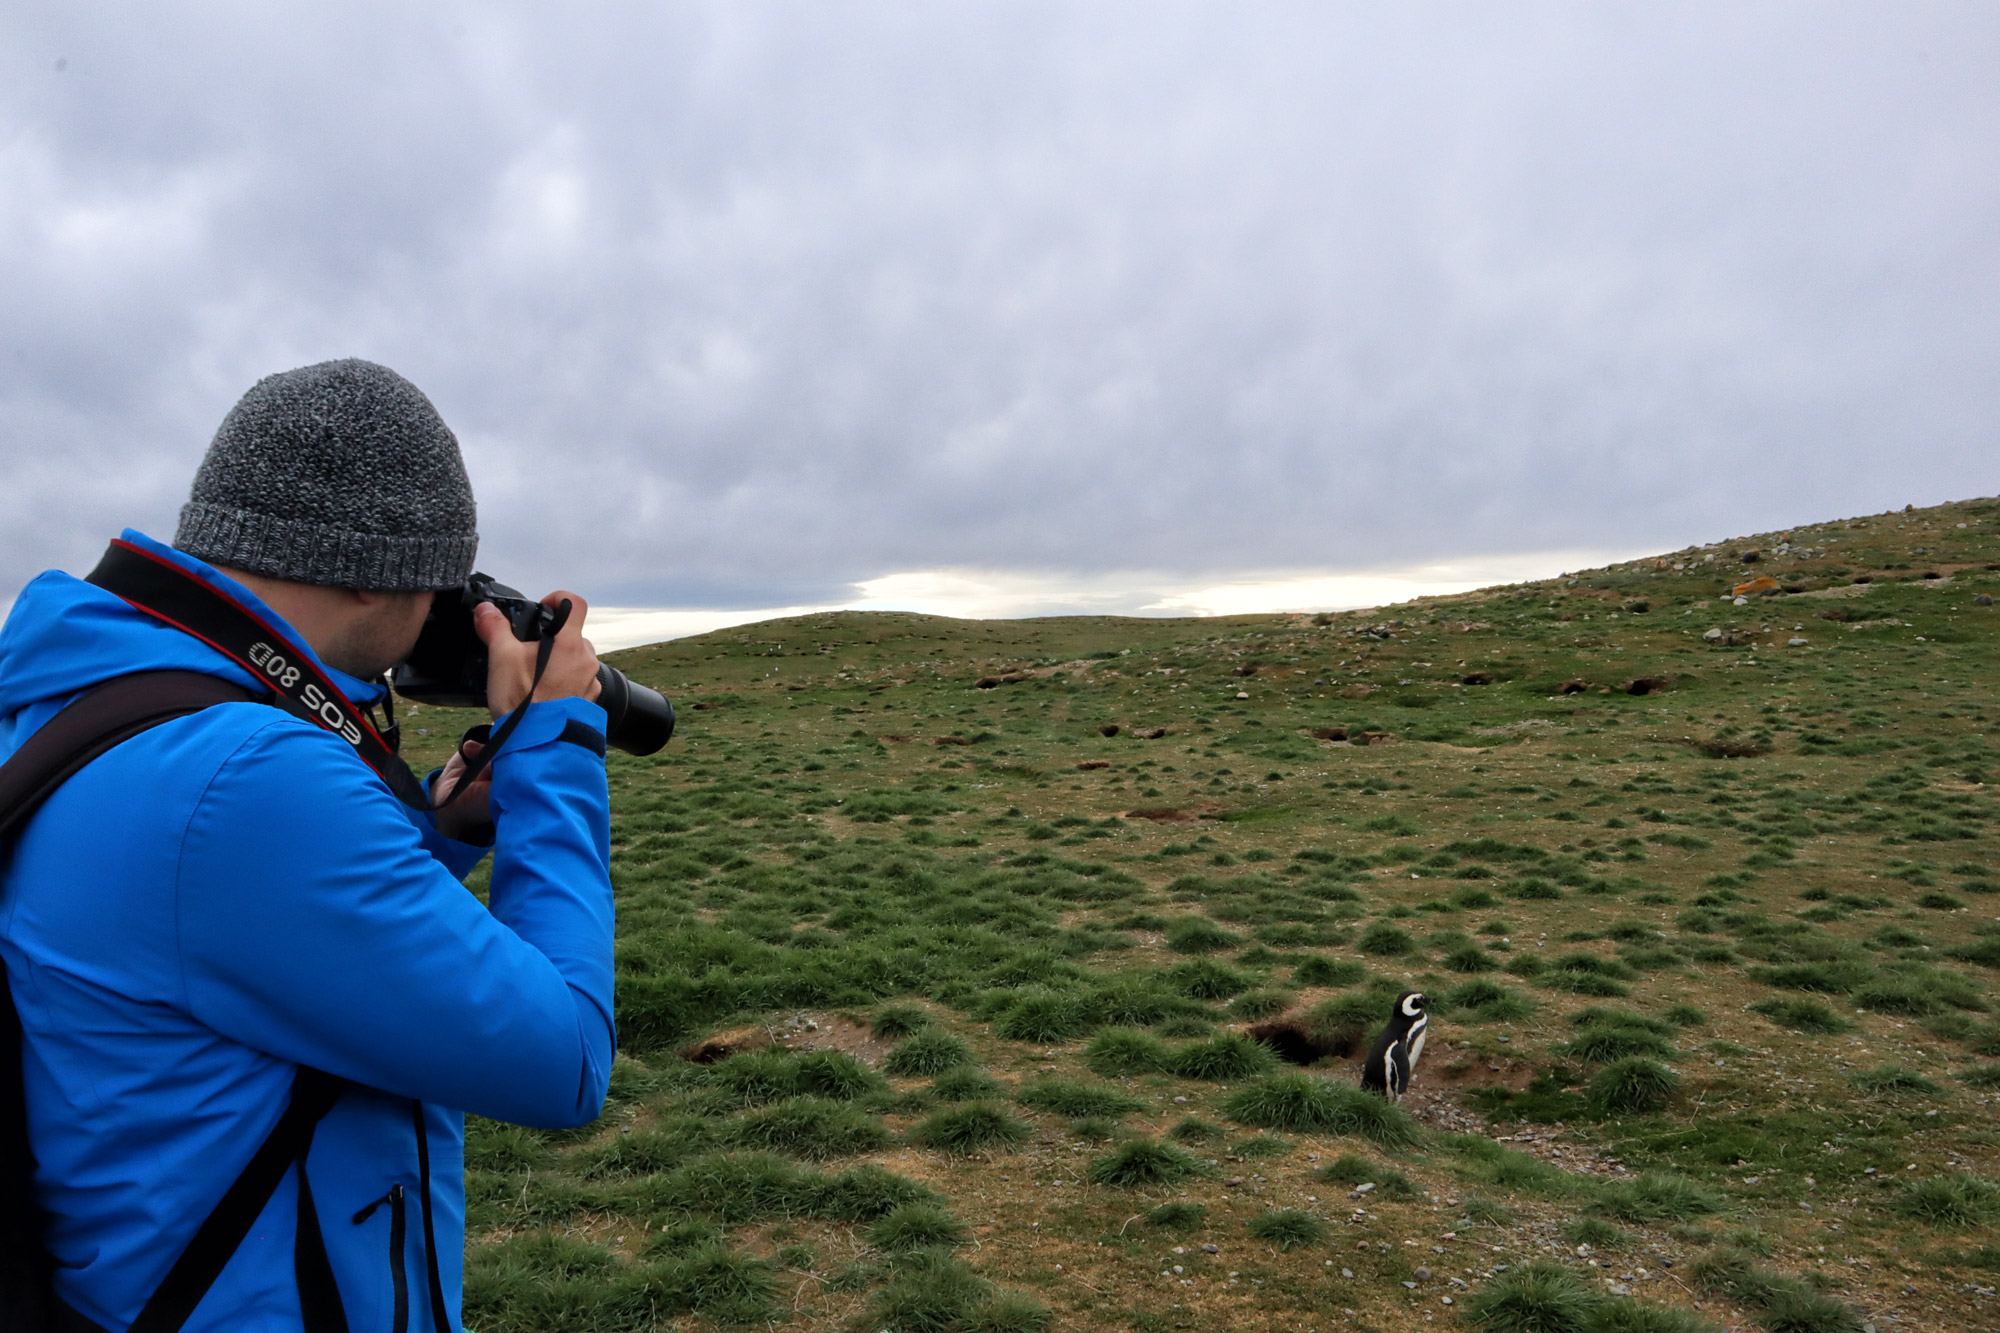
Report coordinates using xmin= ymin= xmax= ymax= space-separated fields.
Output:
xmin=4 ymin=4 xmax=1996 ymax=640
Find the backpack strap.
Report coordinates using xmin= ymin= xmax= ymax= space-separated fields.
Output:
xmin=127 ymin=1069 xmax=347 ymax=1333
xmin=0 ymin=672 xmax=255 ymax=842
xmin=1 ymin=672 xmax=348 ymax=1333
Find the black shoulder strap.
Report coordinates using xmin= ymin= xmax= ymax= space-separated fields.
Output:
xmin=86 ymin=540 xmax=433 ymax=811
xmin=0 ymin=672 xmax=254 ymax=843
xmin=0 ymin=673 xmax=348 ymax=1333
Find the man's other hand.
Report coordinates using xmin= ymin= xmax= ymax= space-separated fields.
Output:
xmin=475 ymin=590 xmax=603 ymax=719
xmin=433 ymin=738 xmax=494 ymax=840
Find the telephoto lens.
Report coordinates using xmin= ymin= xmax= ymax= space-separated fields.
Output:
xmin=392 ymin=575 xmax=675 ymax=755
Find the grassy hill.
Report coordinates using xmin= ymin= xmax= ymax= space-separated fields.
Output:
xmin=404 ymin=497 xmax=2000 ymax=1333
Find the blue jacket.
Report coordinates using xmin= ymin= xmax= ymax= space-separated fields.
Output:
xmin=0 ymin=531 xmax=615 ymax=1332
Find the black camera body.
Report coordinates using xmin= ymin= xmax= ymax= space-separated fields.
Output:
xmin=393 ymin=574 xmax=674 ymax=755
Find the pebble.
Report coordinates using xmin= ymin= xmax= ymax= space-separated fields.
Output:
xmin=1201 ymin=1243 xmax=1219 ymax=1254
xmin=1415 ymin=1267 xmax=1432 ymax=1281
xmin=1788 ymin=637 xmax=1808 ymax=647
xmin=1341 ymin=1268 xmax=1354 ymax=1278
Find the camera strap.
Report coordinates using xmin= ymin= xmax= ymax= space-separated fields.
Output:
xmin=86 ymin=540 xmax=435 ymax=811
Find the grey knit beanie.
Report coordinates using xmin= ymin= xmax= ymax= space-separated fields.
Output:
xmin=175 ymin=359 xmax=478 ymax=590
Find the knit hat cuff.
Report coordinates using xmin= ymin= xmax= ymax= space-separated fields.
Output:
xmin=175 ymin=501 xmax=478 ymax=591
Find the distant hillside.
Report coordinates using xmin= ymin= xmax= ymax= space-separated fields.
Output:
xmin=407 ymin=496 xmax=2000 ymax=1333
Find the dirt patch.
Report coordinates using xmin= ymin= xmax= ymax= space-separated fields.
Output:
xmin=679 ymin=1025 xmax=777 ymax=1064
xmin=769 ymin=1011 xmax=897 ymax=1067
xmin=1121 ymin=804 xmax=1226 ymax=822
xmin=1077 ymin=759 xmax=1111 ymax=770
xmin=1623 ymin=675 xmax=1669 ymax=696
xmin=1472 ymin=718 xmax=1569 ymax=736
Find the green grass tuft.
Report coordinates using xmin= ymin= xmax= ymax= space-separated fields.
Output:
xmin=1245 ymin=1209 xmax=1325 ymax=1250
xmin=1356 ymin=921 xmax=1417 ymax=955
xmin=1015 ymin=1076 xmax=1145 ymax=1117
xmin=1747 ymin=997 xmax=1854 ymax=1035
xmin=873 ymin=1004 xmax=934 ymax=1039
xmin=1293 ymin=956 xmax=1366 ymax=987
xmin=990 ymin=987 xmax=1094 ymax=1042
xmin=1167 ymin=1116 xmax=1226 ymax=1142
xmin=1084 ymin=1028 xmax=1171 ymax=1076
xmin=914 ymin=1103 xmax=1033 ymax=1155
xmin=729 ymin=1096 xmax=891 ymax=1159
xmin=884 ymin=1031 xmax=978 ymax=1077
xmin=1164 ymin=1032 xmax=1279 ymax=1080
xmin=1460 ymin=1261 xmax=1603 ymax=1333
xmin=1589 ymin=1058 xmax=1681 ymax=1114
xmin=1167 ymin=916 xmax=1242 ymax=954
xmin=1221 ymin=1073 xmax=1418 ymax=1148
xmin=653 ymin=1246 xmax=782 ymax=1326
xmin=1166 ymin=958 xmax=1254 ymax=1000
xmin=1591 ymin=1173 xmax=1722 ymax=1224
xmin=1895 ymin=1172 xmax=2000 ymax=1228
xmin=861 ymin=1251 xmax=994 ymax=1333
xmin=867 ymin=1202 xmax=973 ymax=1254
xmin=1085 ymin=1139 xmax=1206 ymax=1186
xmin=1228 ymin=988 xmax=1297 ymax=1020
xmin=1445 ymin=978 xmax=1538 ymax=1023
xmin=1561 ymin=1027 xmax=1676 ymax=1063
xmin=1144 ymin=1201 xmax=1207 ymax=1230
xmin=1561 ymin=1216 xmax=1626 ymax=1249
xmin=1690 ymin=1248 xmax=1863 ymax=1333
xmin=930 ymin=1068 xmax=1004 ymax=1101
xmin=1847 ymin=1063 xmax=1941 ymax=1096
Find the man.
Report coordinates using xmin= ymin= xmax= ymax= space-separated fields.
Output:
xmin=0 ymin=359 xmax=614 ymax=1331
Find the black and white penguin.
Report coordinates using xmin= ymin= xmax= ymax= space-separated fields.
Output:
xmin=1359 ymin=991 xmax=1429 ymax=1101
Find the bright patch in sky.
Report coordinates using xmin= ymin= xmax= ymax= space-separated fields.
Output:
xmin=585 ymin=547 xmax=1638 ymax=650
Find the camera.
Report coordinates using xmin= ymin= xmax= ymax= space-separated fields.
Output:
xmin=392 ymin=574 xmax=675 ymax=755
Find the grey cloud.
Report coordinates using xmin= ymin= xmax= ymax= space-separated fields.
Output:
xmin=2 ymin=3 xmax=1996 ymax=604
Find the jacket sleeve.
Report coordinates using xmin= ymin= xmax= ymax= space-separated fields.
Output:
xmin=170 ymin=697 xmax=615 ymax=1128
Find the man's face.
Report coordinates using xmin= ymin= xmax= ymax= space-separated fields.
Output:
xmin=336 ymin=589 xmax=436 ymax=679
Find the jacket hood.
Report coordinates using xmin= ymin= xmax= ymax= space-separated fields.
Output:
xmin=0 ymin=530 xmax=384 ymax=729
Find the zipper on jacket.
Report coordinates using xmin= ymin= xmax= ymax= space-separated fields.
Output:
xmin=352 ymin=1184 xmax=409 ymax=1333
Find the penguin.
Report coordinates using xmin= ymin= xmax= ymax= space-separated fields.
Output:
xmin=1359 ymin=991 xmax=1428 ymax=1101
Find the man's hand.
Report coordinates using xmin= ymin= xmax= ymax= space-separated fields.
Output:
xmin=433 ymin=738 xmax=494 ymax=841
xmin=474 ymin=589 xmax=603 ymax=719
